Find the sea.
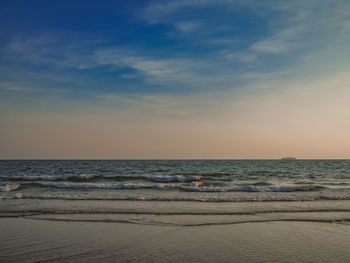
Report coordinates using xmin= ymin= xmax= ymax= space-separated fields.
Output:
xmin=2 ymin=160 xmax=350 ymax=262
xmin=1 ymin=159 xmax=350 ymax=202
xmin=1 ymin=159 xmax=350 ymax=226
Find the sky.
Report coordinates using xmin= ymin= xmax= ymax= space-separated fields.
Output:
xmin=1 ymin=0 xmax=350 ymax=159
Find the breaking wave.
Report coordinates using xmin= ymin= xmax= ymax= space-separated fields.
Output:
xmin=0 ymin=184 xmax=20 ymax=192
xmin=1 ymin=174 xmax=202 ymax=183
xmin=146 ymin=175 xmax=201 ymax=182
xmin=48 ymin=182 xmax=182 ymax=190
xmin=0 ymin=181 xmax=329 ymax=193
xmin=180 ymin=185 xmax=327 ymax=192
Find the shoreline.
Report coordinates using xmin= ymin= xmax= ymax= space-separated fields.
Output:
xmin=2 ymin=199 xmax=350 ymax=227
xmin=1 ymin=217 xmax=350 ymax=262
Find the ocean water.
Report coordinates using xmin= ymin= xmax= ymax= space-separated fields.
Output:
xmin=1 ymin=159 xmax=350 ymax=225
xmin=1 ymin=159 xmax=350 ymax=202
xmin=1 ymin=160 xmax=350 ymax=262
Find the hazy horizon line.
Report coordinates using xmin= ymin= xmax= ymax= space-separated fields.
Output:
xmin=1 ymin=158 xmax=350 ymax=161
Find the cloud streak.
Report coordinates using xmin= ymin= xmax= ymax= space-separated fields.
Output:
xmin=93 ymin=48 xmax=198 ymax=84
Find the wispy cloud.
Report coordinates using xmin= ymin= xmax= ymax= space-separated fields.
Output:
xmin=93 ymin=48 xmax=199 ymax=84
xmin=4 ymin=36 xmax=96 ymax=69
xmin=2 ymin=0 xmax=350 ymax=102
xmin=250 ymin=26 xmax=305 ymax=54
xmin=140 ymin=0 xmax=350 ymax=57
xmin=174 ymin=21 xmax=201 ymax=32
xmin=0 ymin=82 xmax=40 ymax=93
xmin=140 ymin=0 xmax=306 ymax=24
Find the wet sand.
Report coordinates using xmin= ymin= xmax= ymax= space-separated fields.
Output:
xmin=1 ymin=217 xmax=350 ymax=262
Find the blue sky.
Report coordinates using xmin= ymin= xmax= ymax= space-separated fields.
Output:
xmin=1 ymin=0 xmax=350 ymax=158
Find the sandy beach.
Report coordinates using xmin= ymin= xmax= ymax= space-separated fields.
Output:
xmin=1 ymin=217 xmax=350 ymax=263
xmin=1 ymin=199 xmax=350 ymax=263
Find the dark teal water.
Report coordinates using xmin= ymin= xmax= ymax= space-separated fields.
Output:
xmin=1 ymin=160 xmax=350 ymax=202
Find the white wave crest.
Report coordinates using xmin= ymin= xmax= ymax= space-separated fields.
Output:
xmin=0 ymin=184 xmax=20 ymax=192
xmin=49 ymin=182 xmax=181 ymax=190
xmin=146 ymin=175 xmax=201 ymax=183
